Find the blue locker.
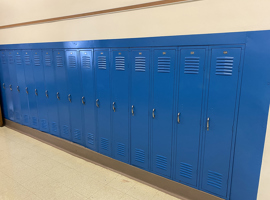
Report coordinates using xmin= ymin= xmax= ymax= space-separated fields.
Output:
xmin=43 ymin=50 xmax=60 ymax=136
xmin=15 ymin=51 xmax=30 ymax=126
xmin=66 ymin=50 xmax=84 ymax=145
xmin=152 ymin=48 xmax=176 ymax=178
xmin=0 ymin=51 xmax=9 ymax=118
xmin=175 ymin=48 xmax=206 ymax=186
xmin=33 ymin=50 xmax=49 ymax=132
xmin=80 ymin=50 xmax=96 ymax=150
xmin=95 ymin=49 xmax=111 ymax=156
xmin=54 ymin=50 xmax=71 ymax=140
xmin=111 ymin=49 xmax=130 ymax=163
xmin=130 ymin=49 xmax=151 ymax=170
xmin=7 ymin=51 xmax=21 ymax=123
xmin=202 ymin=48 xmax=242 ymax=197
xmin=23 ymin=50 xmax=39 ymax=129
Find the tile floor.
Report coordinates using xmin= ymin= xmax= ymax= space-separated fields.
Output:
xmin=0 ymin=127 xmax=181 ymax=200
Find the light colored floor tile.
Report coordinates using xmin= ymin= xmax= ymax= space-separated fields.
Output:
xmin=119 ymin=194 xmax=138 ymax=200
xmin=125 ymin=182 xmax=158 ymax=200
xmin=151 ymin=190 xmax=182 ymax=200
xmin=50 ymin=189 xmax=89 ymax=200
xmin=107 ymin=175 xmax=136 ymax=193
xmin=0 ymin=183 xmax=33 ymax=200
xmin=90 ymin=185 xmax=125 ymax=200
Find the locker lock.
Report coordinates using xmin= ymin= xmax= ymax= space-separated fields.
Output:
xmin=35 ymin=89 xmax=38 ymax=96
xmin=9 ymin=85 xmax=12 ymax=91
xmin=56 ymin=92 xmax=60 ymax=100
xmin=17 ymin=86 xmax=20 ymax=92
xmin=2 ymin=83 xmax=5 ymax=89
xmin=82 ymin=96 xmax=85 ymax=105
xmin=152 ymin=109 xmax=155 ymax=119
xmin=207 ymin=118 xmax=210 ymax=131
xmin=25 ymin=87 xmax=28 ymax=94
xmin=45 ymin=90 xmax=48 ymax=98
xmin=131 ymin=105 xmax=134 ymax=116
xmin=96 ymin=99 xmax=99 ymax=108
xmin=68 ymin=94 xmax=71 ymax=102
xmin=177 ymin=112 xmax=181 ymax=123
xmin=112 ymin=102 xmax=116 ymax=112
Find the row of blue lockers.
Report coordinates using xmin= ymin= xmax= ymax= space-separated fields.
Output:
xmin=0 ymin=46 xmax=244 ymax=199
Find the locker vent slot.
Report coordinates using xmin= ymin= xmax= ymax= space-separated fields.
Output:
xmin=32 ymin=117 xmax=38 ymax=127
xmin=117 ymin=143 xmax=125 ymax=156
xmin=56 ymin=56 xmax=63 ymax=67
xmin=68 ymin=56 xmax=76 ymax=68
xmin=8 ymin=55 xmax=14 ymax=64
xmin=207 ymin=170 xmax=223 ymax=189
xmin=16 ymin=55 xmax=22 ymax=65
xmin=135 ymin=148 xmax=145 ymax=163
xmin=158 ymin=57 xmax=170 ymax=73
xmin=41 ymin=119 xmax=48 ymax=130
xmin=216 ymin=57 xmax=234 ymax=76
xmin=101 ymin=138 xmax=109 ymax=151
xmin=156 ymin=155 xmax=167 ymax=170
xmin=82 ymin=56 xmax=91 ymax=68
xmin=63 ymin=125 xmax=69 ymax=136
xmin=184 ymin=57 xmax=200 ymax=74
xmin=135 ymin=57 xmax=146 ymax=72
xmin=24 ymin=55 xmax=31 ymax=65
xmin=34 ymin=55 xmax=41 ymax=66
xmin=87 ymin=133 xmax=94 ymax=145
xmin=52 ymin=122 xmax=58 ymax=134
xmin=180 ymin=162 xmax=192 ymax=179
xmin=15 ymin=112 xmax=20 ymax=121
xmin=98 ymin=56 xmax=106 ymax=69
xmin=115 ymin=56 xmax=125 ymax=71
xmin=45 ymin=55 xmax=51 ymax=66
xmin=1 ymin=55 xmax=6 ymax=64
xmin=74 ymin=129 xmax=81 ymax=141
xmin=23 ymin=115 xmax=29 ymax=123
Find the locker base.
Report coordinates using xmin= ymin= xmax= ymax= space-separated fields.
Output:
xmin=4 ymin=119 xmax=223 ymax=200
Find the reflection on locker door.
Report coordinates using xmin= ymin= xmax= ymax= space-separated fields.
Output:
xmin=95 ymin=49 xmax=111 ymax=156
xmin=33 ymin=50 xmax=49 ymax=132
xmin=80 ymin=50 xmax=96 ymax=150
xmin=66 ymin=50 xmax=84 ymax=145
xmin=202 ymin=47 xmax=242 ymax=198
xmin=0 ymin=51 xmax=10 ymax=119
xmin=152 ymin=48 xmax=176 ymax=178
xmin=54 ymin=50 xmax=71 ymax=140
xmin=130 ymin=49 xmax=150 ymax=170
xmin=23 ymin=50 xmax=39 ymax=129
xmin=43 ymin=50 xmax=60 ymax=136
xmin=175 ymin=48 xmax=206 ymax=186
xmin=15 ymin=51 xmax=30 ymax=126
xmin=111 ymin=49 xmax=129 ymax=163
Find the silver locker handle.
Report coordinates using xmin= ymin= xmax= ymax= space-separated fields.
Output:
xmin=2 ymin=83 xmax=5 ymax=89
xmin=152 ymin=109 xmax=155 ymax=119
xmin=17 ymin=86 xmax=20 ymax=92
xmin=25 ymin=87 xmax=28 ymax=94
xmin=9 ymin=85 xmax=12 ymax=91
xmin=112 ymin=102 xmax=116 ymax=112
xmin=45 ymin=90 xmax=48 ymax=98
xmin=35 ymin=89 xmax=38 ymax=96
xmin=56 ymin=92 xmax=60 ymax=100
xmin=207 ymin=117 xmax=210 ymax=131
xmin=82 ymin=96 xmax=85 ymax=105
xmin=96 ymin=99 xmax=99 ymax=108
xmin=177 ymin=112 xmax=180 ymax=123
xmin=68 ymin=94 xmax=71 ymax=102
xmin=131 ymin=105 xmax=134 ymax=116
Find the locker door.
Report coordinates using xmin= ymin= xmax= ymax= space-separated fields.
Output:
xmin=0 ymin=51 xmax=9 ymax=118
xmin=152 ymin=48 xmax=176 ymax=178
xmin=66 ymin=50 xmax=84 ymax=145
xmin=54 ymin=50 xmax=71 ymax=140
xmin=95 ymin=49 xmax=111 ymax=156
xmin=15 ymin=51 xmax=30 ymax=126
xmin=43 ymin=50 xmax=60 ymax=136
xmin=202 ymin=48 xmax=242 ymax=197
xmin=23 ymin=50 xmax=39 ymax=129
xmin=80 ymin=50 xmax=96 ymax=150
xmin=175 ymin=48 xmax=206 ymax=186
xmin=7 ymin=51 xmax=21 ymax=123
xmin=33 ymin=50 xmax=49 ymax=132
xmin=111 ymin=49 xmax=129 ymax=163
xmin=130 ymin=49 xmax=150 ymax=170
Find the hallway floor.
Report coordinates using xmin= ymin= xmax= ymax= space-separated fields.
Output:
xmin=0 ymin=127 xmax=180 ymax=200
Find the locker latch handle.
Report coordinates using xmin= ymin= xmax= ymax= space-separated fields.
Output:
xmin=25 ymin=87 xmax=28 ymax=94
xmin=177 ymin=112 xmax=181 ymax=123
xmin=9 ymin=85 xmax=12 ymax=91
xmin=152 ymin=109 xmax=155 ymax=119
xmin=56 ymin=92 xmax=60 ymax=100
xmin=96 ymin=99 xmax=99 ymax=108
xmin=17 ymin=86 xmax=20 ymax=92
xmin=2 ymin=83 xmax=5 ymax=89
xmin=45 ymin=90 xmax=48 ymax=98
xmin=68 ymin=94 xmax=71 ymax=103
xmin=131 ymin=105 xmax=134 ymax=116
xmin=207 ymin=117 xmax=210 ymax=131
xmin=82 ymin=96 xmax=85 ymax=105
xmin=35 ymin=89 xmax=38 ymax=96
xmin=112 ymin=102 xmax=116 ymax=112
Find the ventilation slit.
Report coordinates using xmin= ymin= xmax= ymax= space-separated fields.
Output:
xmin=184 ymin=57 xmax=200 ymax=74
xmin=158 ymin=57 xmax=170 ymax=73
xmin=41 ymin=119 xmax=48 ymax=130
xmin=115 ymin=56 xmax=125 ymax=71
xmin=135 ymin=57 xmax=146 ymax=72
xmin=98 ymin=56 xmax=106 ymax=69
xmin=45 ymin=55 xmax=51 ymax=66
xmin=32 ymin=117 xmax=37 ymax=126
xmin=87 ymin=133 xmax=94 ymax=145
xmin=156 ymin=155 xmax=167 ymax=170
xmin=117 ymin=143 xmax=125 ymax=156
xmin=74 ymin=129 xmax=81 ymax=141
xmin=8 ymin=55 xmax=14 ymax=64
xmin=63 ymin=125 xmax=69 ymax=136
xmin=216 ymin=57 xmax=234 ymax=76
xmin=34 ymin=55 xmax=41 ymax=66
xmin=101 ymin=138 xmax=109 ymax=150
xmin=207 ymin=170 xmax=223 ymax=189
xmin=180 ymin=162 xmax=192 ymax=179
xmin=56 ymin=56 xmax=63 ymax=67
xmin=82 ymin=56 xmax=91 ymax=68
xmin=52 ymin=122 xmax=57 ymax=134
xmin=135 ymin=148 xmax=145 ymax=163
xmin=68 ymin=56 xmax=76 ymax=67
xmin=24 ymin=55 xmax=30 ymax=65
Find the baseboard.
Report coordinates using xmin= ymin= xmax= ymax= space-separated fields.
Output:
xmin=4 ymin=119 xmax=223 ymax=200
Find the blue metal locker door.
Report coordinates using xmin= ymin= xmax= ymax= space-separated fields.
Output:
xmin=33 ymin=50 xmax=49 ymax=132
xmin=95 ymin=49 xmax=111 ymax=156
xmin=23 ymin=50 xmax=39 ymax=129
xmin=7 ymin=51 xmax=21 ymax=123
xmin=130 ymin=49 xmax=150 ymax=170
xmin=66 ymin=50 xmax=84 ymax=145
xmin=15 ymin=51 xmax=30 ymax=126
xmin=80 ymin=50 xmax=96 ymax=150
xmin=202 ymin=48 xmax=242 ymax=198
xmin=152 ymin=48 xmax=176 ymax=178
xmin=0 ymin=51 xmax=9 ymax=118
xmin=175 ymin=48 xmax=206 ymax=186
xmin=43 ymin=50 xmax=60 ymax=136
xmin=54 ymin=50 xmax=71 ymax=140
xmin=111 ymin=49 xmax=129 ymax=163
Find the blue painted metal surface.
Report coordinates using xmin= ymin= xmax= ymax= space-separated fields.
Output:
xmin=43 ymin=50 xmax=60 ymax=136
xmin=130 ymin=49 xmax=151 ymax=170
xmin=0 ymin=51 xmax=9 ymax=118
xmin=80 ymin=50 xmax=96 ymax=150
